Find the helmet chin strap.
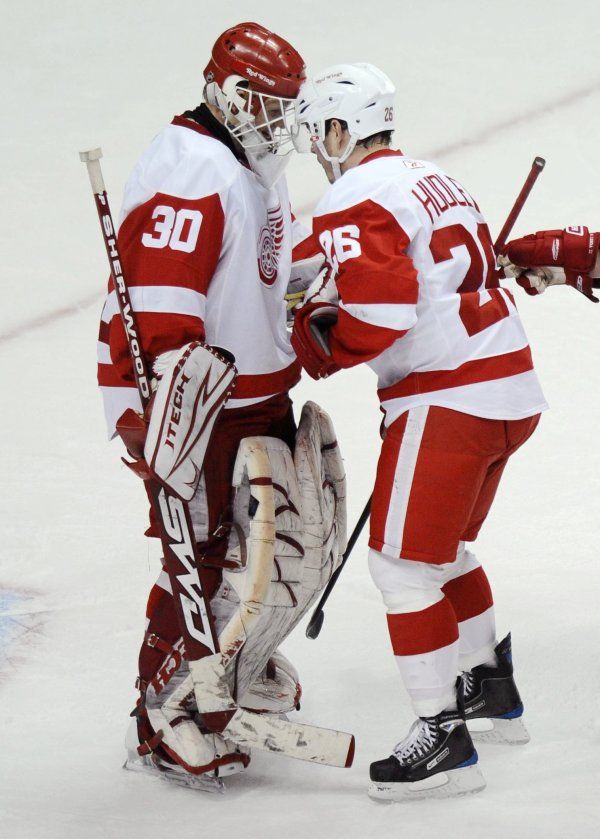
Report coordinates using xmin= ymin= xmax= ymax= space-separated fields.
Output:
xmin=314 ymin=134 xmax=358 ymax=181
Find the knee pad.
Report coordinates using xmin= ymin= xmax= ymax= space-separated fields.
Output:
xmin=444 ymin=541 xmax=482 ymax=584
xmin=368 ymin=549 xmax=444 ymax=614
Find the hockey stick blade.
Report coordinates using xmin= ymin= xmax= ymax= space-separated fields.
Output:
xmin=224 ymin=709 xmax=355 ymax=768
xmin=305 ymin=608 xmax=325 ymax=639
xmin=305 ymin=497 xmax=372 ymax=640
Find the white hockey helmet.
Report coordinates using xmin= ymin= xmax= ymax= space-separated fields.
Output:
xmin=292 ymin=63 xmax=396 ymax=180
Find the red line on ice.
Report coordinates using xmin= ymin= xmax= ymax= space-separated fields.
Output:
xmin=0 ymin=292 xmax=102 ymax=345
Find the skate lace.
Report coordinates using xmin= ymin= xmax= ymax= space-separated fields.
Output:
xmin=461 ymin=670 xmax=476 ymax=700
xmin=392 ymin=718 xmax=438 ymax=765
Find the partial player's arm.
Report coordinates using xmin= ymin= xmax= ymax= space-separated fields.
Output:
xmin=97 ymin=187 xmax=225 ymax=437
xmin=292 ymin=199 xmax=419 ymax=378
xmin=500 ymin=226 xmax=600 ymax=303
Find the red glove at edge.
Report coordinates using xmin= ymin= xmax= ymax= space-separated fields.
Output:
xmin=504 ymin=226 xmax=599 ymax=302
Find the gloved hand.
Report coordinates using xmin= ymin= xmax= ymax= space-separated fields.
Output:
xmin=500 ymin=226 xmax=600 ymax=302
xmin=291 ymin=300 xmax=341 ymax=380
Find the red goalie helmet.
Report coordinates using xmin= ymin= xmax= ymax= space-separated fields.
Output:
xmin=204 ymin=22 xmax=306 ymax=99
xmin=203 ymin=23 xmax=306 ymax=186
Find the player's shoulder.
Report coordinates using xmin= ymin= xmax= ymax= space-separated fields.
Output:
xmin=128 ymin=119 xmax=241 ymax=202
xmin=315 ymin=151 xmax=442 ymax=217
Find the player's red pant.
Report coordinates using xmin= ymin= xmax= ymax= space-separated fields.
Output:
xmin=138 ymin=393 xmax=296 ymax=690
xmin=370 ymin=405 xmax=540 ymax=564
xmin=368 ymin=405 xmax=540 ymax=716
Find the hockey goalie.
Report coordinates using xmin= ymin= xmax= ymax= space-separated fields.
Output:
xmin=117 ymin=344 xmax=349 ymax=791
xmin=95 ymin=22 xmax=352 ymax=791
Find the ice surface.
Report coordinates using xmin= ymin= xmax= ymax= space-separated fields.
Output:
xmin=1 ymin=2 xmax=599 ymax=837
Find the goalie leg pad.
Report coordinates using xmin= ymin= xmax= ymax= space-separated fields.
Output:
xmin=238 ymin=650 xmax=302 ymax=714
xmin=175 ymin=405 xmax=351 ymax=767
xmin=196 ymin=402 xmax=346 ymax=716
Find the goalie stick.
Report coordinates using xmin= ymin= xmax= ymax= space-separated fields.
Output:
xmin=80 ymin=147 xmax=354 ymax=769
xmin=306 ymin=156 xmax=548 ymax=641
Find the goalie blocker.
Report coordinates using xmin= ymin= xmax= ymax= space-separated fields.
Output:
xmin=123 ymin=344 xmax=353 ymax=779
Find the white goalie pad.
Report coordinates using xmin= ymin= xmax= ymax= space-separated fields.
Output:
xmin=147 ymin=402 xmax=352 ymax=768
xmin=237 ymin=650 xmax=300 ymax=714
xmin=190 ymin=400 xmax=347 ymax=715
xmin=145 ymin=342 xmax=237 ymax=501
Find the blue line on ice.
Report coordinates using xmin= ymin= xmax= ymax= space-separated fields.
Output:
xmin=0 ymin=591 xmax=32 ymax=659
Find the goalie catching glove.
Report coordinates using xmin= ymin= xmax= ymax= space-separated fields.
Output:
xmin=500 ymin=226 xmax=600 ymax=302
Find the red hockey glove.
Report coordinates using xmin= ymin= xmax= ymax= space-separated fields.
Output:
xmin=502 ymin=227 xmax=600 ymax=302
xmin=291 ymin=301 xmax=341 ymax=380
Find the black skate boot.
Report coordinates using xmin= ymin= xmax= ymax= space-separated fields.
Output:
xmin=457 ymin=633 xmax=530 ymax=745
xmin=368 ymin=710 xmax=486 ymax=801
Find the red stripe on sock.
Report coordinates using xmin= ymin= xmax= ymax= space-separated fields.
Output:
xmin=442 ymin=566 xmax=493 ymax=623
xmin=387 ymin=597 xmax=458 ymax=656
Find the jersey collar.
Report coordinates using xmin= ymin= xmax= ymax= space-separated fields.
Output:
xmin=172 ymin=104 xmax=248 ymax=163
xmin=357 ymin=148 xmax=405 ymax=166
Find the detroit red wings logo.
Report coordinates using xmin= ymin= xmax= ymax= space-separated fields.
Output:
xmin=258 ymin=205 xmax=284 ymax=286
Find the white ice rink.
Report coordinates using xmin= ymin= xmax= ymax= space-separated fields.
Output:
xmin=2 ymin=2 xmax=600 ymax=837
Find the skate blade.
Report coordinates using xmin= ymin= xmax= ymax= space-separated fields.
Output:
xmin=123 ymin=753 xmax=226 ymax=793
xmin=368 ymin=764 xmax=486 ymax=802
xmin=467 ymin=715 xmax=530 ymax=745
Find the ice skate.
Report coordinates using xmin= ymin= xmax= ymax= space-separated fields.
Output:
xmin=122 ymin=718 xmax=248 ymax=793
xmin=123 ymin=749 xmax=226 ymax=793
xmin=457 ymin=633 xmax=530 ymax=745
xmin=368 ymin=710 xmax=486 ymax=802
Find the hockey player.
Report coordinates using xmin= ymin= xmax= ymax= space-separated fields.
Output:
xmin=499 ymin=227 xmax=600 ymax=301
xmin=97 ymin=22 xmax=317 ymax=786
xmin=290 ymin=63 xmax=548 ymax=801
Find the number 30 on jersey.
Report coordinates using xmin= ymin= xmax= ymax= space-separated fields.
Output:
xmin=142 ymin=205 xmax=203 ymax=253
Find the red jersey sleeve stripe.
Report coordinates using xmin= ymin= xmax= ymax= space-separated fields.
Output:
xmin=329 ymin=307 xmax=408 ymax=368
xmin=104 ymin=311 xmax=205 ymax=387
xmin=292 ymin=231 xmax=322 ymax=262
xmin=98 ymin=361 xmax=134 ymax=388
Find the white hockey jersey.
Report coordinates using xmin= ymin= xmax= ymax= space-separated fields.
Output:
xmin=311 ymin=149 xmax=547 ymax=425
xmin=97 ymin=113 xmax=302 ymax=438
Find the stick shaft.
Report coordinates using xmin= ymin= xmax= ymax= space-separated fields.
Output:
xmin=305 ymin=496 xmax=371 ymax=639
xmin=80 ymin=148 xmax=152 ymax=408
xmin=494 ymin=156 xmax=545 ymax=254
